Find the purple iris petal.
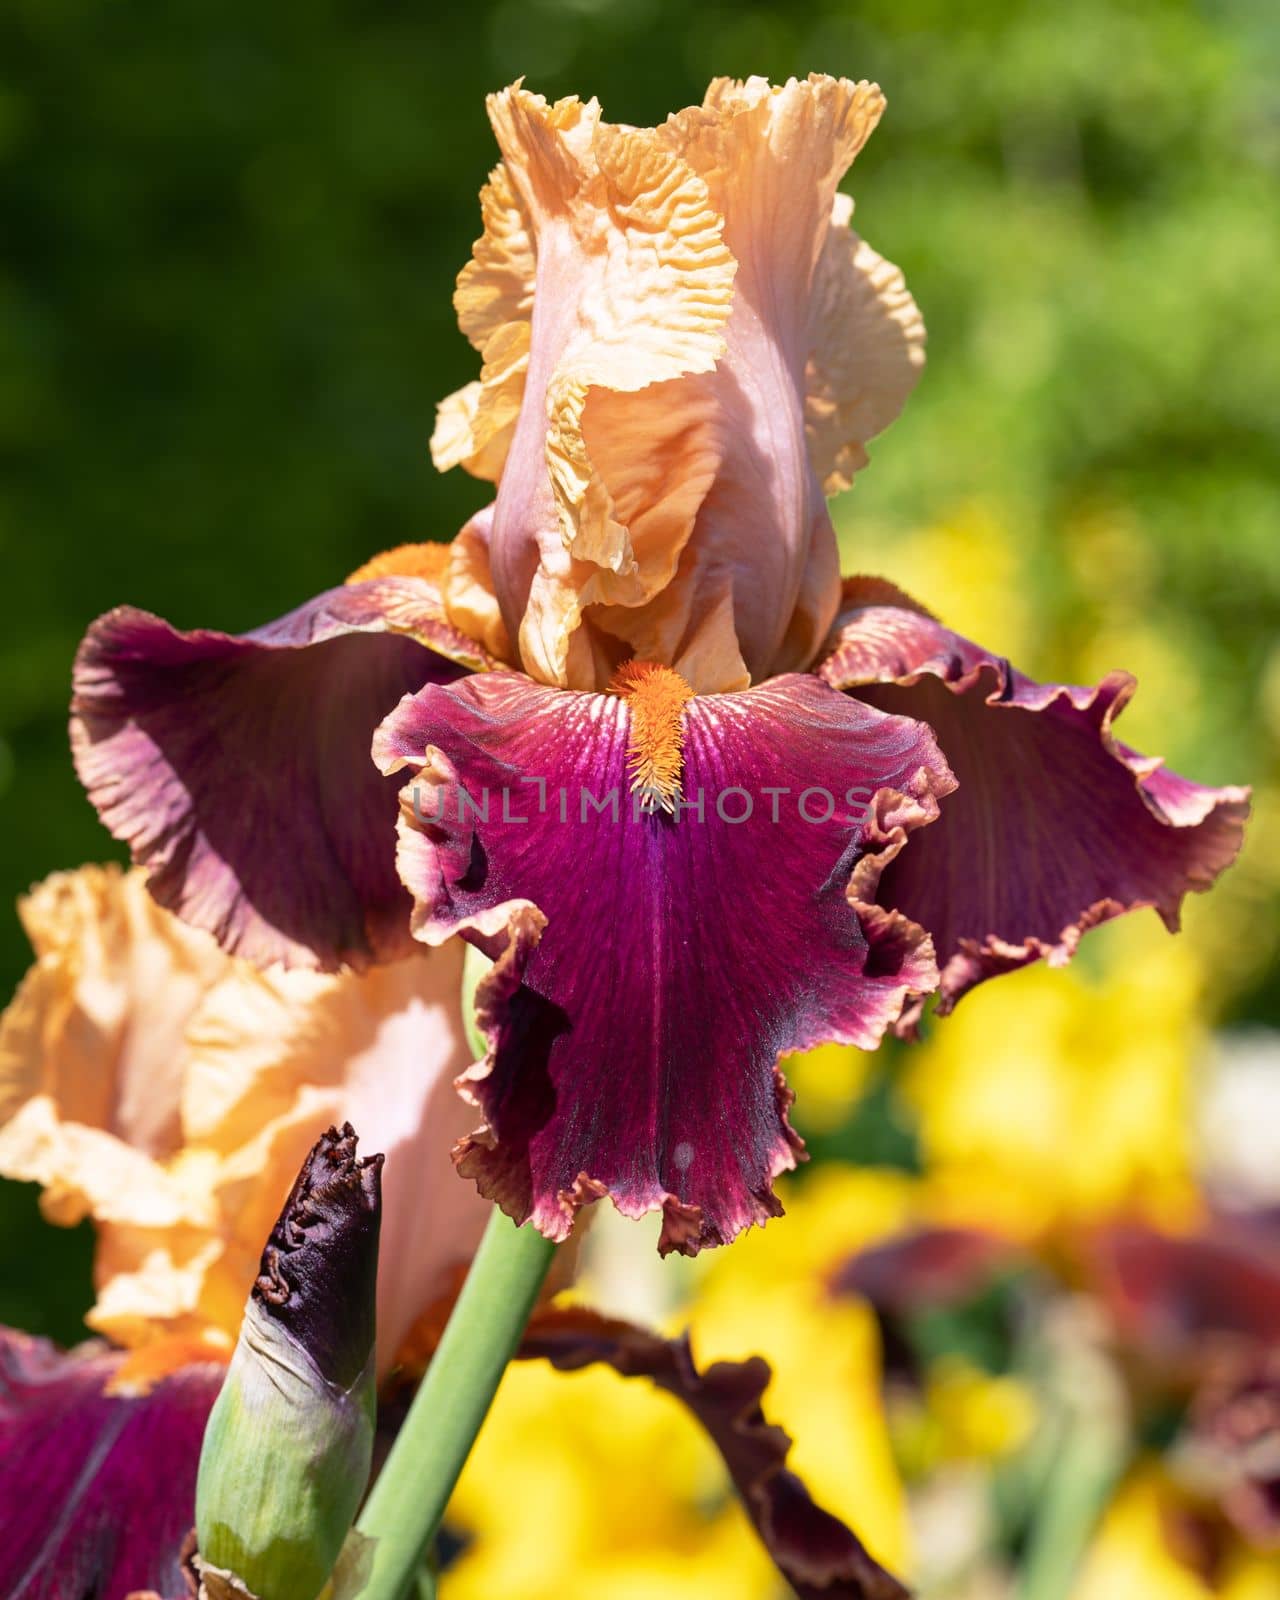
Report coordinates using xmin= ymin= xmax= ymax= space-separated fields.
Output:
xmin=820 ymin=592 xmax=1249 ymax=1017
xmin=1191 ymin=1350 xmax=1280 ymax=1552
xmin=71 ymin=579 xmax=477 ymax=971
xmin=1086 ymin=1220 xmax=1280 ymax=1359
xmin=375 ymin=669 xmax=954 ymax=1253
xmin=831 ymin=1225 xmax=1019 ymax=1315
xmin=0 ymin=1329 xmax=224 ymax=1600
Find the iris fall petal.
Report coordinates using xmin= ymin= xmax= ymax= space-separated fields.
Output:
xmin=0 ymin=1328 xmax=223 ymax=1600
xmin=819 ymin=584 xmax=1250 ymax=1017
xmin=71 ymin=577 xmax=484 ymax=971
xmin=374 ymin=669 xmax=953 ymax=1252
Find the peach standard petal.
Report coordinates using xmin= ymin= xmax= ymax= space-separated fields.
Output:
xmin=433 ymin=76 xmax=923 ymax=694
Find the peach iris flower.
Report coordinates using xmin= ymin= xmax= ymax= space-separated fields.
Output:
xmin=0 ymin=864 xmax=487 ymax=1373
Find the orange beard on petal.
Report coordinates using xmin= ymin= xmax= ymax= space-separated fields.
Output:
xmin=347 ymin=542 xmax=453 ymax=587
xmin=609 ymin=660 xmax=695 ymax=814
xmin=103 ymin=1331 xmax=232 ymax=1398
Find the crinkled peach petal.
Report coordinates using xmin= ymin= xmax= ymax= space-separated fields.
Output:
xmin=652 ymin=76 xmax=889 ymax=683
xmin=435 ymin=76 xmax=916 ymax=692
xmin=430 ymin=156 xmax=536 ymax=482
xmin=0 ymin=865 xmax=227 ymax=1153
xmin=805 ymin=194 xmax=926 ymax=495
xmin=502 ymin=94 xmax=738 ymax=685
xmin=0 ymin=1096 xmax=210 ymax=1231
xmin=443 ymin=503 xmax=514 ymax=665
xmin=89 ymin=1231 xmax=231 ymax=1350
xmin=438 ymin=84 xmax=742 ymax=688
xmin=1 ymin=866 xmax=489 ymax=1369
xmin=178 ymin=943 xmax=487 ymax=1372
xmin=431 ymin=322 xmax=530 ymax=481
xmin=0 ymin=865 xmax=229 ymax=1233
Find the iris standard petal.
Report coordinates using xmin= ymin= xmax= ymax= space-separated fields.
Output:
xmin=434 ymin=77 xmax=923 ymax=693
xmin=71 ymin=574 xmax=486 ymax=971
xmin=819 ymin=582 xmax=1250 ymax=1018
xmin=0 ymin=1329 xmax=224 ymax=1600
xmin=374 ymin=669 xmax=953 ymax=1253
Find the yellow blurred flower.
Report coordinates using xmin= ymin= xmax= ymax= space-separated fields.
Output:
xmin=782 ymin=1040 xmax=878 ymax=1134
xmin=901 ymin=914 xmax=1206 ymax=1241
xmin=443 ymin=1360 xmax=777 ymax=1600
xmin=836 ymin=500 xmax=1036 ymax=669
xmin=918 ymin=1358 xmax=1037 ymax=1467
xmin=1075 ymin=1467 xmax=1280 ymax=1600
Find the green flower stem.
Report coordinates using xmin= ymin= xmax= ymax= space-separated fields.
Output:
xmin=1015 ymin=1373 xmax=1129 ymax=1600
xmin=356 ymin=1208 xmax=557 ymax=1599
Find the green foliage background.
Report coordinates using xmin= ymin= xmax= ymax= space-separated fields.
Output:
xmin=1 ymin=0 xmax=1277 ymax=1340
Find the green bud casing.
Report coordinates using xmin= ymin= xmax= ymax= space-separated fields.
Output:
xmin=195 ymin=1123 xmax=383 ymax=1600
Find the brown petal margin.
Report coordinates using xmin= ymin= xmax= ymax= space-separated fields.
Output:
xmin=520 ymin=1305 xmax=910 ymax=1600
xmin=818 ymin=581 xmax=1250 ymax=1022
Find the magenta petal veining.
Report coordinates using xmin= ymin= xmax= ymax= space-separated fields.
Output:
xmin=0 ymin=1329 xmax=223 ymax=1600
xmin=374 ymin=669 xmax=953 ymax=1252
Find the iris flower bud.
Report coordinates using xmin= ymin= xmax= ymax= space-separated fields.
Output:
xmin=194 ymin=1123 xmax=383 ymax=1600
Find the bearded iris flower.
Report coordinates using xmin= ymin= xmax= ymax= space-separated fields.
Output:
xmin=71 ymin=75 xmax=1247 ymax=1260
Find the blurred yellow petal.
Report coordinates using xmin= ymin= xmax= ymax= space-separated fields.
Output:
xmin=782 ymin=1040 xmax=877 ymax=1134
xmin=1075 ymin=1467 xmax=1280 ymax=1600
xmin=922 ymin=1358 xmax=1037 ymax=1463
xmin=834 ymin=502 xmax=1036 ymax=668
xmin=902 ymin=917 xmax=1205 ymax=1239
xmin=443 ymin=1360 xmax=777 ymax=1600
